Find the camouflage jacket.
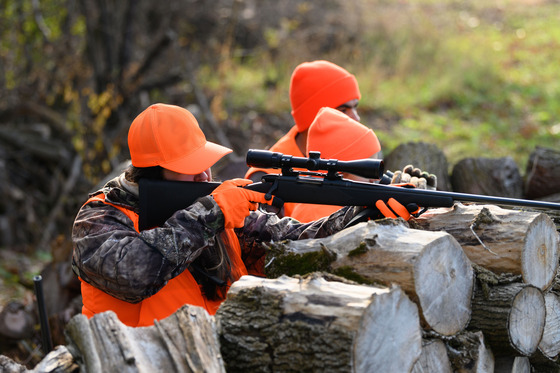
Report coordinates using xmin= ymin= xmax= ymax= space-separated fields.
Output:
xmin=72 ymin=174 xmax=360 ymax=303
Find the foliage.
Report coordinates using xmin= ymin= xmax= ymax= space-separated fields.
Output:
xmin=0 ymin=0 xmax=557 ymax=257
xmin=215 ymin=0 xmax=560 ymax=168
xmin=1 ymin=0 xmax=559 ymax=366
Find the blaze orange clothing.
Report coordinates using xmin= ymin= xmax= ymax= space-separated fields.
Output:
xmin=245 ymin=126 xmax=303 ymax=217
xmin=244 ymin=126 xmax=303 ymax=179
xmin=79 ymin=193 xmax=249 ymax=327
xmin=289 ymin=204 xmax=344 ymax=223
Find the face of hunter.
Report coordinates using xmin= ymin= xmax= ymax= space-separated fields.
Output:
xmin=162 ymin=168 xmax=212 ymax=182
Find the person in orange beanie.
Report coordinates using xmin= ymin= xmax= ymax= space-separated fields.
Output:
xmin=245 ymin=60 xmax=362 ymax=179
xmin=289 ymin=107 xmax=382 ymax=222
xmin=245 ymin=60 xmax=365 ymax=217
xmin=71 ymin=103 xmax=368 ymax=327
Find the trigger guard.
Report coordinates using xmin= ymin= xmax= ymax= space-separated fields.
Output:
xmin=271 ymin=196 xmax=284 ymax=209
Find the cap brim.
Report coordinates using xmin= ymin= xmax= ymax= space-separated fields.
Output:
xmin=160 ymin=141 xmax=233 ymax=174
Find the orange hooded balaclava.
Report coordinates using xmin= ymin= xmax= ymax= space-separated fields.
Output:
xmin=306 ymin=107 xmax=380 ymax=161
xmin=290 ymin=60 xmax=361 ymax=133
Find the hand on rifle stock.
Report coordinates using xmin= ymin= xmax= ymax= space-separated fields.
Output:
xmin=375 ymin=198 xmax=421 ymax=221
xmin=211 ymin=179 xmax=270 ymax=229
xmin=375 ymin=181 xmax=422 ymax=221
xmin=391 ymin=165 xmax=437 ymax=190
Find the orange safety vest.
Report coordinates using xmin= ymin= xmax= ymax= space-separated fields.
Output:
xmin=244 ymin=126 xmax=303 ymax=180
xmin=79 ymin=193 xmax=252 ymax=327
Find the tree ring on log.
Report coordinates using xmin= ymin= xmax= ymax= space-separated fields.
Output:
xmin=537 ymin=292 xmax=560 ymax=359
xmin=521 ymin=214 xmax=559 ymax=291
xmin=507 ymin=285 xmax=545 ymax=356
xmin=414 ymin=235 xmax=474 ymax=336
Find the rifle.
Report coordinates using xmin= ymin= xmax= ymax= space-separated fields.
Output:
xmin=138 ymin=150 xmax=560 ymax=231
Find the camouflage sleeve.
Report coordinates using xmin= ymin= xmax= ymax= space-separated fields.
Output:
xmin=237 ymin=205 xmax=363 ymax=271
xmin=72 ymin=195 xmax=225 ymax=303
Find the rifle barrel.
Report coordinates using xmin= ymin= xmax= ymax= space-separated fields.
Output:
xmin=33 ymin=275 xmax=53 ymax=354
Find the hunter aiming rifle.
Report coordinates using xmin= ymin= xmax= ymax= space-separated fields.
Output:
xmin=138 ymin=150 xmax=560 ymax=231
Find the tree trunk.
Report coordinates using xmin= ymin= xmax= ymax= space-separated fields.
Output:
xmin=511 ymin=357 xmax=532 ymax=373
xmin=525 ymin=146 xmax=560 ymax=199
xmin=443 ymin=330 xmax=495 ymax=373
xmin=265 ymin=219 xmax=474 ymax=336
xmin=25 ymin=345 xmax=78 ymax=373
xmin=215 ymin=274 xmax=422 ymax=373
xmin=413 ymin=203 xmax=559 ymax=291
xmin=353 ymin=285 xmax=422 ymax=373
xmin=383 ymin=141 xmax=451 ymax=191
xmin=468 ymin=280 xmax=545 ymax=357
xmin=538 ymin=292 xmax=560 ymax=360
xmin=0 ymin=301 xmax=35 ymax=341
xmin=451 ymin=157 xmax=523 ymax=197
xmin=411 ymin=339 xmax=452 ymax=373
xmin=65 ymin=305 xmax=225 ymax=373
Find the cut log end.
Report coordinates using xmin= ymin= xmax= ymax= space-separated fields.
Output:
xmin=411 ymin=339 xmax=452 ymax=373
xmin=414 ymin=235 xmax=474 ymax=336
xmin=521 ymin=213 xmax=559 ymax=291
xmin=508 ymin=285 xmax=546 ymax=356
xmin=353 ymin=286 xmax=422 ymax=373
xmin=538 ymin=292 xmax=560 ymax=360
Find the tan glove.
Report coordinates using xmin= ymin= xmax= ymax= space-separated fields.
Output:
xmin=391 ymin=165 xmax=437 ymax=190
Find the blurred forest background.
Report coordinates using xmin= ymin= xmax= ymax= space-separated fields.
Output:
xmin=1 ymin=0 xmax=559 ymax=365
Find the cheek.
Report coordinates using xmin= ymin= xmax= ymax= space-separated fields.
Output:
xmin=162 ymin=169 xmax=196 ymax=181
xmin=171 ymin=174 xmax=196 ymax=182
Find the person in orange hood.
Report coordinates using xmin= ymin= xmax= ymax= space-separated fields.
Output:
xmin=72 ymin=103 xmax=366 ymax=327
xmin=288 ymin=107 xmax=437 ymax=223
xmin=290 ymin=107 xmax=382 ymax=223
xmin=245 ymin=60 xmax=368 ymax=216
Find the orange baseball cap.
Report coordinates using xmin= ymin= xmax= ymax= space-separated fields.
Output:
xmin=290 ymin=60 xmax=361 ymax=133
xmin=128 ymin=103 xmax=232 ymax=174
xmin=307 ymin=107 xmax=380 ymax=160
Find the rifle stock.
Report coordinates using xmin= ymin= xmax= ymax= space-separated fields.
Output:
xmin=138 ymin=150 xmax=560 ymax=231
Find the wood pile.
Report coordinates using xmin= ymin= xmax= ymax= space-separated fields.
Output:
xmin=3 ymin=201 xmax=559 ymax=372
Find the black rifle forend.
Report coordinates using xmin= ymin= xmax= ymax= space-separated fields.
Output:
xmin=246 ymin=149 xmax=384 ymax=180
xmin=138 ymin=150 xmax=560 ymax=231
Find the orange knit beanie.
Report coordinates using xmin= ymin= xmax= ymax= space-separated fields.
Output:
xmin=290 ymin=60 xmax=361 ymax=132
xmin=307 ymin=107 xmax=380 ymax=160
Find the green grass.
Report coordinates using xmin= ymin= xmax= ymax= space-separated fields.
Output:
xmin=195 ymin=0 xmax=560 ymax=172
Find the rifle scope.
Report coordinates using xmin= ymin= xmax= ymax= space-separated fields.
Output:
xmin=246 ymin=149 xmax=384 ymax=179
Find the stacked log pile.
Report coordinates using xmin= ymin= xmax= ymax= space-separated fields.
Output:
xmin=264 ymin=219 xmax=475 ymax=337
xmin=5 ymin=202 xmax=559 ymax=372
xmin=413 ymin=204 xmax=560 ymax=371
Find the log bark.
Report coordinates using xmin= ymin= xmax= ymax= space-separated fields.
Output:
xmin=0 ymin=355 xmax=27 ymax=373
xmin=28 ymin=345 xmax=78 ymax=373
xmin=525 ymin=146 xmax=560 ymax=199
xmin=468 ymin=279 xmax=545 ymax=357
xmin=528 ymin=353 xmax=560 ymax=373
xmin=0 ymin=346 xmax=79 ymax=373
xmin=0 ymin=301 xmax=35 ymax=340
xmin=265 ymin=219 xmax=473 ymax=336
xmin=411 ymin=339 xmax=452 ymax=373
xmin=413 ymin=203 xmax=559 ymax=291
xmin=65 ymin=305 xmax=224 ymax=373
xmin=442 ymin=330 xmax=494 ymax=373
xmin=451 ymin=157 xmax=523 ymax=197
xmin=215 ymin=274 xmax=422 ymax=373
